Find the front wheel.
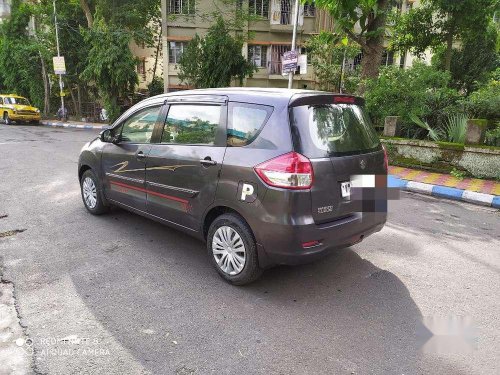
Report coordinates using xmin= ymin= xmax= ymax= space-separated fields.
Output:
xmin=207 ymin=213 xmax=263 ymax=285
xmin=80 ymin=169 xmax=108 ymax=215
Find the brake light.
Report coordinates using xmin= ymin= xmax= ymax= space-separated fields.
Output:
xmin=254 ymin=152 xmax=314 ymax=190
xmin=333 ymin=96 xmax=356 ymax=104
xmin=382 ymin=145 xmax=389 ymax=171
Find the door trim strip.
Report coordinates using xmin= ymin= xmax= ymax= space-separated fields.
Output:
xmin=109 ymin=180 xmax=189 ymax=210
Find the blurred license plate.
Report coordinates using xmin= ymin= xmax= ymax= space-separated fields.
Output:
xmin=341 ymin=181 xmax=351 ymax=198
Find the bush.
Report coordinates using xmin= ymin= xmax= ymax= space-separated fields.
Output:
xmin=147 ymin=77 xmax=164 ymax=97
xmin=464 ymin=71 xmax=500 ymax=122
xmin=364 ymin=62 xmax=462 ymax=138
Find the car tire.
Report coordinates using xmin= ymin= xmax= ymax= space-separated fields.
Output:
xmin=207 ymin=213 xmax=263 ymax=285
xmin=3 ymin=112 xmax=11 ymax=125
xmin=80 ymin=169 xmax=108 ymax=215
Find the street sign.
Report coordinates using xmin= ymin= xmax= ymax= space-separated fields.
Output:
xmin=282 ymin=50 xmax=298 ymax=74
xmin=53 ymin=56 xmax=66 ymax=75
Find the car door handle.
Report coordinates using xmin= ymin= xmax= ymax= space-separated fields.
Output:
xmin=136 ymin=151 xmax=146 ymax=160
xmin=200 ymin=157 xmax=217 ymax=166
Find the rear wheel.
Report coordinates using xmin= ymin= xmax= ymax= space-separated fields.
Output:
xmin=207 ymin=213 xmax=263 ymax=285
xmin=80 ymin=169 xmax=108 ymax=215
xmin=3 ymin=112 xmax=11 ymax=125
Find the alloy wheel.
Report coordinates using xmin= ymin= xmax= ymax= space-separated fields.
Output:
xmin=82 ymin=177 xmax=97 ymax=209
xmin=212 ymin=226 xmax=246 ymax=275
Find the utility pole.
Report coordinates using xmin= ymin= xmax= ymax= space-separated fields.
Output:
xmin=288 ymin=0 xmax=300 ymax=89
xmin=53 ymin=0 xmax=65 ymax=116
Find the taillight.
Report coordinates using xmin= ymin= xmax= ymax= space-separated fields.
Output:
xmin=254 ymin=152 xmax=314 ymax=190
xmin=382 ymin=145 xmax=389 ymax=171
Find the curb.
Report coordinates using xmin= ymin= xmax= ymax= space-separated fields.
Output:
xmin=40 ymin=121 xmax=107 ymax=130
xmin=388 ymin=175 xmax=500 ymax=209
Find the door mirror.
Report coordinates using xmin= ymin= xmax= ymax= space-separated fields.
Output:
xmin=100 ymin=129 xmax=121 ymax=144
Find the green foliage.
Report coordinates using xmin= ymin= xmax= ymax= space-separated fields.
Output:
xmin=450 ymin=167 xmax=466 ymax=180
xmin=0 ymin=0 xmax=45 ymax=108
xmin=306 ymin=32 xmax=361 ymax=93
xmin=147 ymin=76 xmax=164 ymax=97
xmin=365 ymin=62 xmax=461 ymax=134
xmin=306 ymin=0 xmax=391 ymax=78
xmin=81 ymin=20 xmax=139 ymax=122
xmin=391 ymin=0 xmax=498 ymax=71
xmin=444 ymin=113 xmax=467 ymax=143
xmin=178 ymin=17 xmax=256 ymax=88
xmin=431 ymin=22 xmax=499 ymax=93
xmin=410 ymin=114 xmax=441 ymax=141
xmin=464 ymin=72 xmax=500 ymax=121
xmin=485 ymin=124 xmax=500 ymax=147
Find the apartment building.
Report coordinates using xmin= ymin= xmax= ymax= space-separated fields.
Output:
xmin=0 ymin=0 xmax=11 ymax=22
xmin=159 ymin=0 xmax=431 ymax=92
xmin=160 ymin=0 xmax=335 ymax=91
xmin=131 ymin=40 xmax=164 ymax=91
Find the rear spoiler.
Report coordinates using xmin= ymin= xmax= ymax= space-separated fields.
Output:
xmin=289 ymin=94 xmax=365 ymax=108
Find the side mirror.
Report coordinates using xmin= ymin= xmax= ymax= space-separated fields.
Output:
xmin=99 ymin=129 xmax=120 ymax=144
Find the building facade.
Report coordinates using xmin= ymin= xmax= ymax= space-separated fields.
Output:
xmin=160 ymin=0 xmax=336 ymax=91
xmin=159 ymin=0 xmax=431 ymax=92
xmin=0 ymin=0 xmax=11 ymax=22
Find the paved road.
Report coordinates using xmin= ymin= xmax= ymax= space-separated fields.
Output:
xmin=1 ymin=124 xmax=499 ymax=375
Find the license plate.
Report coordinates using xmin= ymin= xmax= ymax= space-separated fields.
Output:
xmin=341 ymin=181 xmax=351 ymax=198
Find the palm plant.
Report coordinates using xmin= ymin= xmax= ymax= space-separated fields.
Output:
xmin=444 ymin=113 xmax=468 ymax=144
xmin=410 ymin=114 xmax=442 ymax=141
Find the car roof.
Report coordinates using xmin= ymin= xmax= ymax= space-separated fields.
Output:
xmin=0 ymin=94 xmax=25 ymax=99
xmin=144 ymin=88 xmax=349 ymax=107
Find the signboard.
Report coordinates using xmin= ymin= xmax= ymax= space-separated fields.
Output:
xmin=282 ymin=50 xmax=298 ymax=74
xmin=53 ymin=56 xmax=66 ymax=75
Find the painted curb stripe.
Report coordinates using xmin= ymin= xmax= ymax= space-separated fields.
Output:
xmin=462 ymin=190 xmax=494 ymax=207
xmin=431 ymin=185 xmax=465 ymax=200
xmin=492 ymin=197 xmax=500 ymax=209
xmin=407 ymin=181 xmax=434 ymax=194
xmin=388 ymin=174 xmax=499 ymax=208
xmin=40 ymin=121 xmax=106 ymax=130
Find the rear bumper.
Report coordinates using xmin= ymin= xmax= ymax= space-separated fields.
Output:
xmin=256 ymin=212 xmax=387 ymax=267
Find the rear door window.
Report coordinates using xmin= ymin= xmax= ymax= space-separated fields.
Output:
xmin=227 ymin=102 xmax=273 ymax=146
xmin=291 ymin=104 xmax=380 ymax=158
xmin=161 ymin=104 xmax=221 ymax=145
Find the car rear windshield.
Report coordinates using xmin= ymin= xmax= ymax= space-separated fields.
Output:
xmin=290 ymin=104 xmax=380 ymax=158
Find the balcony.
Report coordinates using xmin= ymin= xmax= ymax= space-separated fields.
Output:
xmin=269 ymin=0 xmax=304 ymax=33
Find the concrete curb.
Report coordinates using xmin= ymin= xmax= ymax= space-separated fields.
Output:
xmin=388 ymin=175 xmax=500 ymax=209
xmin=40 ymin=121 xmax=107 ymax=130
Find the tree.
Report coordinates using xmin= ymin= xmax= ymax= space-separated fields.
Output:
xmin=432 ymin=22 xmax=499 ymax=94
xmin=0 ymin=0 xmax=45 ymax=109
xmin=308 ymin=0 xmax=391 ymax=80
xmin=178 ymin=16 xmax=256 ymax=88
xmin=391 ymin=0 xmax=498 ymax=71
xmin=81 ymin=20 xmax=138 ymax=122
xmin=306 ymin=32 xmax=361 ymax=92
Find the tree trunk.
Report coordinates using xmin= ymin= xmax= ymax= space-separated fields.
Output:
xmin=40 ymin=55 xmax=50 ymax=117
xmin=359 ymin=0 xmax=389 ymax=81
xmin=152 ymin=22 xmax=163 ymax=82
xmin=80 ymin=0 xmax=93 ymax=28
xmin=70 ymin=87 xmax=78 ymax=119
xmin=444 ymin=30 xmax=453 ymax=71
xmin=77 ymin=84 xmax=82 ymax=118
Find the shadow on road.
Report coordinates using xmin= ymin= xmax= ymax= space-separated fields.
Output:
xmin=67 ymin=208 xmax=468 ymax=374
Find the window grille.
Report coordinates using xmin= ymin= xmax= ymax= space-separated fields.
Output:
xmin=168 ymin=0 xmax=195 ymax=15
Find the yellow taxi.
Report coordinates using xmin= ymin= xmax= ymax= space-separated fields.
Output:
xmin=0 ymin=94 xmax=41 ymax=124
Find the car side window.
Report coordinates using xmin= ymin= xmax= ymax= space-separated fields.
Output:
xmin=0 ymin=98 xmax=3 ymax=105
xmin=120 ymin=105 xmax=161 ymax=143
xmin=161 ymin=104 xmax=221 ymax=145
xmin=227 ymin=102 xmax=273 ymax=146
